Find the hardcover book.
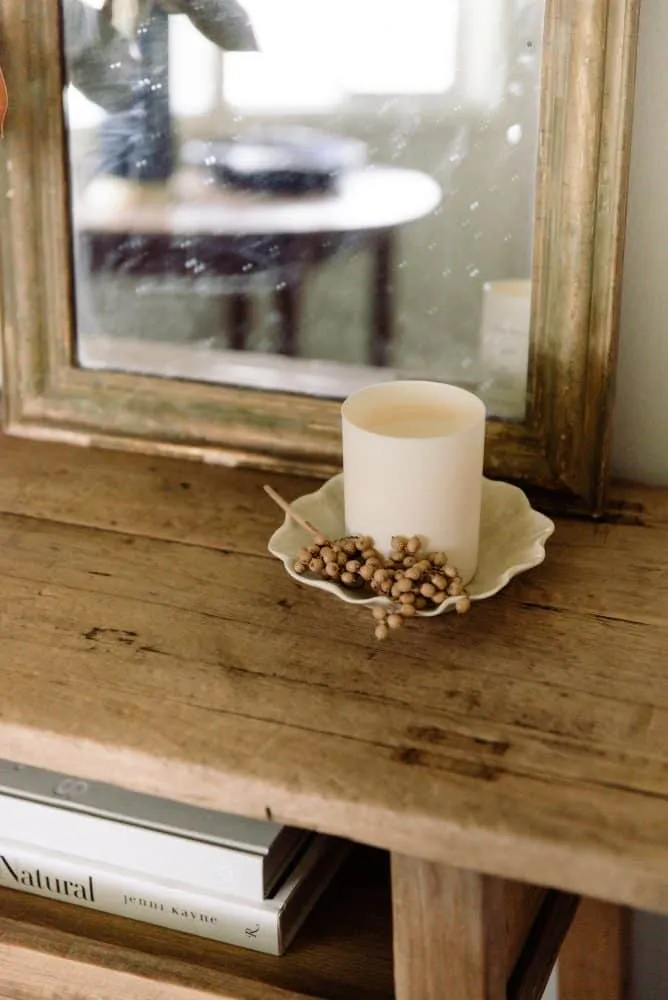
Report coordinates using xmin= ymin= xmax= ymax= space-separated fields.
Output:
xmin=0 ymin=759 xmax=308 ymax=900
xmin=0 ymin=833 xmax=349 ymax=955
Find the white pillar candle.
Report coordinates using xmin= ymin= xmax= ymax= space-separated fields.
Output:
xmin=341 ymin=381 xmax=486 ymax=585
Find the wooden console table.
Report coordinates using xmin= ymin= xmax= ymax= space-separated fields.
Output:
xmin=0 ymin=435 xmax=665 ymax=999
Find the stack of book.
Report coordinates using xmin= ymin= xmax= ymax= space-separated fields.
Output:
xmin=0 ymin=759 xmax=348 ymax=955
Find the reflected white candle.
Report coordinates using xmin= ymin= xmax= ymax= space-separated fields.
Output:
xmin=341 ymin=381 xmax=486 ymax=585
xmin=480 ymin=279 xmax=531 ymax=420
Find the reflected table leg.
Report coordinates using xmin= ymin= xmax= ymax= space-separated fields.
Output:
xmin=372 ymin=229 xmax=395 ymax=367
xmin=228 ymin=292 xmax=252 ymax=352
xmin=275 ymin=273 xmax=301 ymax=357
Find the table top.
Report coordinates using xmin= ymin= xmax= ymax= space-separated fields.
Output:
xmin=75 ymin=165 xmax=442 ymax=237
xmin=2 ymin=435 xmax=668 ymax=913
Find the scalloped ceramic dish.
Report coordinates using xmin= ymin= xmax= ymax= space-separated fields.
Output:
xmin=268 ymin=475 xmax=554 ymax=616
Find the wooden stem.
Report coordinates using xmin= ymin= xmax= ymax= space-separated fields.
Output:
xmin=262 ymin=485 xmax=322 ymax=538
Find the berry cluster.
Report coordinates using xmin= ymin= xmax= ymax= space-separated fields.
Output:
xmin=294 ymin=532 xmax=470 ymax=639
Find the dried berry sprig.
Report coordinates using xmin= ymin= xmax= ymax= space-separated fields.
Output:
xmin=264 ymin=486 xmax=471 ymax=640
xmin=263 ymin=484 xmax=323 ymax=540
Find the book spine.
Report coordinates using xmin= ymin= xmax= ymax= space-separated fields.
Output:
xmin=0 ymin=757 xmax=286 ymax=854
xmin=0 ymin=795 xmax=265 ymax=900
xmin=0 ymin=842 xmax=282 ymax=954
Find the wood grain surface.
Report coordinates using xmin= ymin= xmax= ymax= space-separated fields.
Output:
xmin=508 ymin=892 xmax=580 ymax=1000
xmin=391 ymin=858 xmax=546 ymax=1000
xmin=558 ymin=899 xmax=631 ymax=1000
xmin=0 ymin=439 xmax=667 ymax=916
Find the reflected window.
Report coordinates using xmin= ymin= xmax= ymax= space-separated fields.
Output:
xmin=223 ymin=0 xmax=458 ymax=109
xmin=66 ymin=0 xmax=515 ymax=128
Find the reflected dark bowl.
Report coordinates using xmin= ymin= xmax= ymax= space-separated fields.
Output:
xmin=182 ymin=130 xmax=367 ymax=196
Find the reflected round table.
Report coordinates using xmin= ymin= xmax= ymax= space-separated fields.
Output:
xmin=75 ymin=165 xmax=442 ymax=367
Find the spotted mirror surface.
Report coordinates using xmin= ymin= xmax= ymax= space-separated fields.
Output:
xmin=62 ymin=0 xmax=544 ymax=420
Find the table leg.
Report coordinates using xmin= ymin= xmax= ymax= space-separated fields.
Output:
xmin=275 ymin=275 xmax=300 ymax=357
xmin=372 ymin=230 xmax=394 ymax=367
xmin=558 ymin=900 xmax=631 ymax=1000
xmin=228 ymin=292 xmax=251 ymax=352
xmin=391 ymin=854 xmax=577 ymax=1000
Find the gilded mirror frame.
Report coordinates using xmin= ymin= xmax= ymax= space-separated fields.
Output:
xmin=0 ymin=1 xmax=640 ymax=513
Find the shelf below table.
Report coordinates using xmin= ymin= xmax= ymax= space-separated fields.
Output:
xmin=0 ymin=846 xmax=393 ymax=1000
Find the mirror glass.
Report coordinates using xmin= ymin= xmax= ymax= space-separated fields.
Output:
xmin=62 ymin=0 xmax=544 ymax=420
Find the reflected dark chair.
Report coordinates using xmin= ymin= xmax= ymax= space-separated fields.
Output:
xmin=78 ymin=222 xmax=395 ymax=364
